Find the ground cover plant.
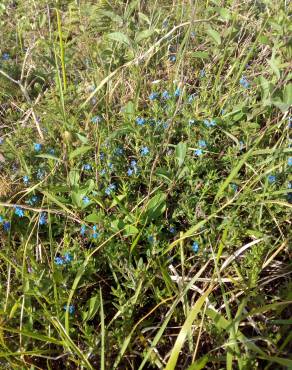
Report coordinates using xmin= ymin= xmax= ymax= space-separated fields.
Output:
xmin=0 ymin=0 xmax=291 ymax=369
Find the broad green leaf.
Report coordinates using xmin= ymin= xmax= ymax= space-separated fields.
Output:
xmin=124 ymin=224 xmax=139 ymax=236
xmin=69 ymin=169 xmax=80 ymax=186
xmin=175 ymin=142 xmax=187 ymax=167
xmin=144 ymin=192 xmax=167 ymax=221
xmin=84 ymin=213 xmax=100 ymax=223
xmin=82 ymin=295 xmax=100 ymax=322
xmin=135 ymin=29 xmax=154 ymax=43
xmin=107 ymin=32 xmax=132 ymax=46
xmin=218 ymin=7 xmax=231 ymax=21
xmin=191 ymin=51 xmax=209 ymax=59
xmin=69 ymin=145 xmax=92 ymax=160
xmin=206 ymin=27 xmax=221 ymax=45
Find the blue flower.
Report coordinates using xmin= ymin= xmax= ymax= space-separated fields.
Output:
xmin=0 ymin=138 xmax=3 ymax=144
xmin=189 ymin=119 xmax=195 ymax=125
xmin=2 ymin=53 xmax=10 ymax=60
xmin=92 ymin=225 xmax=99 ymax=239
xmin=239 ymin=76 xmax=250 ymax=89
xmin=39 ymin=212 xmax=47 ymax=225
xmin=37 ymin=168 xmax=45 ymax=180
xmin=108 ymin=162 xmax=113 ymax=170
xmin=268 ymin=175 xmax=276 ymax=184
xmin=200 ymin=69 xmax=206 ymax=77
xmin=169 ymin=226 xmax=175 ymax=233
xmin=23 ymin=175 xmax=29 ymax=185
xmin=148 ymin=235 xmax=154 ymax=244
xmin=80 ymin=224 xmax=86 ymax=236
xmin=162 ymin=90 xmax=171 ymax=99
xmin=83 ymin=196 xmax=90 ymax=205
xmin=27 ymin=195 xmax=38 ymax=205
xmin=191 ymin=31 xmax=196 ymax=38
xmin=14 ymin=206 xmax=24 ymax=217
xmin=63 ymin=304 xmax=75 ymax=314
xmin=92 ymin=115 xmax=102 ymax=124
xmin=83 ymin=164 xmax=91 ymax=170
xmin=115 ymin=147 xmax=123 ymax=155
xmin=239 ymin=141 xmax=245 ymax=151
xmin=130 ymin=160 xmax=137 ymax=168
xmin=54 ymin=256 xmax=64 ymax=265
xmin=149 ymin=92 xmax=159 ymax=101
xmin=0 ymin=216 xmax=3 ymax=223
xmin=34 ymin=143 xmax=42 ymax=152
xmin=188 ymin=94 xmax=196 ymax=102
xmin=192 ymin=241 xmax=199 ymax=253
xmin=127 ymin=168 xmax=133 ymax=176
xmin=140 ymin=146 xmax=149 ymax=156
xmin=231 ymin=183 xmax=238 ymax=192
xmin=49 ymin=148 xmax=55 ymax=155
xmin=105 ymin=183 xmax=116 ymax=195
xmin=169 ymin=55 xmax=176 ymax=62
xmin=100 ymin=169 xmax=106 ymax=176
xmin=194 ymin=149 xmax=203 ymax=156
xmin=3 ymin=221 xmax=10 ymax=232
xmin=288 ymin=157 xmax=292 ymax=166
xmin=64 ymin=253 xmax=73 ymax=263
xmin=136 ymin=117 xmax=146 ymax=126
xmin=174 ymin=87 xmax=181 ymax=97
xmin=99 ymin=152 xmax=105 ymax=160
xmin=198 ymin=140 xmax=207 ymax=148
xmin=204 ymin=119 xmax=216 ymax=128
xmin=163 ymin=122 xmax=169 ymax=129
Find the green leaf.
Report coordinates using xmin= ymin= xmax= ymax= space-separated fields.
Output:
xmin=217 ymin=7 xmax=231 ymax=21
xmin=35 ymin=154 xmax=61 ymax=161
xmin=155 ymin=168 xmax=172 ymax=184
xmin=135 ymin=29 xmax=154 ymax=43
xmin=69 ymin=145 xmax=92 ymax=160
xmin=84 ymin=213 xmax=100 ymax=223
xmin=83 ymin=295 xmax=100 ymax=322
xmin=144 ymin=192 xmax=167 ymax=221
xmin=76 ymin=133 xmax=89 ymax=144
xmin=107 ymin=32 xmax=132 ymax=46
xmin=206 ymin=27 xmax=221 ymax=45
xmin=191 ymin=51 xmax=209 ymax=59
xmin=124 ymin=224 xmax=139 ymax=236
xmin=175 ymin=142 xmax=187 ymax=167
xmin=69 ymin=169 xmax=80 ymax=186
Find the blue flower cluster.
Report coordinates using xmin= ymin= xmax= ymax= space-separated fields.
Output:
xmin=239 ymin=76 xmax=250 ymax=89
xmin=0 ymin=215 xmax=10 ymax=232
xmin=54 ymin=252 xmax=73 ymax=266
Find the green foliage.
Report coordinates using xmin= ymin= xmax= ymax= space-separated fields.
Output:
xmin=0 ymin=0 xmax=291 ymax=369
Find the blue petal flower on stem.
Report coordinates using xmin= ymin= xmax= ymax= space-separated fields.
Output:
xmin=14 ymin=206 xmax=24 ymax=217
xmin=162 ymin=90 xmax=171 ymax=99
xmin=3 ymin=221 xmax=10 ymax=232
xmin=23 ymin=175 xmax=29 ymax=185
xmin=105 ymin=183 xmax=116 ymax=195
xmin=174 ymin=87 xmax=181 ymax=97
xmin=192 ymin=241 xmax=199 ymax=253
xmin=169 ymin=226 xmax=175 ymax=233
xmin=92 ymin=116 xmax=102 ymax=124
xmin=83 ymin=164 xmax=91 ymax=170
xmin=194 ymin=149 xmax=203 ymax=156
xmin=231 ymin=183 xmax=238 ymax=192
xmin=268 ymin=175 xmax=276 ymax=184
xmin=34 ymin=143 xmax=42 ymax=152
xmin=54 ymin=257 xmax=64 ymax=265
xmin=136 ymin=117 xmax=146 ymax=126
xmin=169 ymin=55 xmax=176 ymax=62
xmin=64 ymin=304 xmax=75 ymax=314
xmin=127 ymin=168 xmax=133 ymax=176
xmin=239 ymin=76 xmax=250 ymax=88
xmin=80 ymin=225 xmax=86 ymax=236
xmin=140 ymin=146 xmax=149 ymax=156
xmin=39 ymin=212 xmax=47 ymax=225
xmin=198 ymin=140 xmax=207 ymax=148
xmin=83 ymin=196 xmax=90 ymax=205
xmin=288 ymin=157 xmax=292 ymax=166
xmin=0 ymin=216 xmax=3 ymax=223
xmin=149 ymin=92 xmax=159 ymax=101
xmin=64 ymin=253 xmax=73 ymax=263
